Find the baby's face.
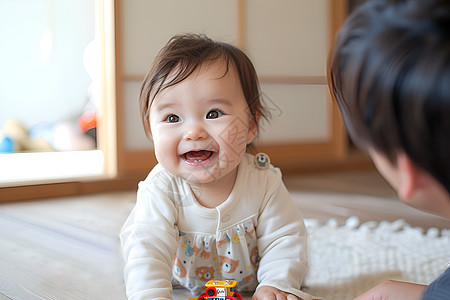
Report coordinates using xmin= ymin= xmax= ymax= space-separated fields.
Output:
xmin=149 ymin=60 xmax=257 ymax=185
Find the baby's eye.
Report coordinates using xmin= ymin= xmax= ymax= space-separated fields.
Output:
xmin=166 ymin=114 xmax=181 ymax=123
xmin=206 ymin=109 xmax=223 ymax=119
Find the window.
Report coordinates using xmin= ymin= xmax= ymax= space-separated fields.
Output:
xmin=0 ymin=0 xmax=115 ymax=186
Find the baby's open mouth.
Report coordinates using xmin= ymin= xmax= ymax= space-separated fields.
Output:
xmin=182 ymin=150 xmax=214 ymax=163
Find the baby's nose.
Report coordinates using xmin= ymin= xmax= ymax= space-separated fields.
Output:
xmin=183 ymin=124 xmax=208 ymax=141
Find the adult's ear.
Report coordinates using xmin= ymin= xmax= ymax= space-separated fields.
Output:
xmin=396 ymin=152 xmax=450 ymax=218
xmin=397 ymin=152 xmax=420 ymax=200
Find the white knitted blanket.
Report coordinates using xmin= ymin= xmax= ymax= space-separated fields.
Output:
xmin=302 ymin=217 xmax=450 ymax=300
xmin=172 ymin=217 xmax=449 ymax=300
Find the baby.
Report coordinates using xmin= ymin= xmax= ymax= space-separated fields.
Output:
xmin=120 ymin=34 xmax=309 ymax=300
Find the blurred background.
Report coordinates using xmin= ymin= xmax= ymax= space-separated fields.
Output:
xmin=0 ymin=0 xmax=373 ymax=200
xmin=0 ymin=0 xmax=98 ymax=152
xmin=0 ymin=0 xmax=102 ymax=184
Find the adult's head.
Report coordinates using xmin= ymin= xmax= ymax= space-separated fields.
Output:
xmin=329 ymin=0 xmax=450 ymax=216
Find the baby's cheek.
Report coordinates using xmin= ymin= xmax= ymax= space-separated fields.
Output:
xmin=218 ymin=121 xmax=249 ymax=150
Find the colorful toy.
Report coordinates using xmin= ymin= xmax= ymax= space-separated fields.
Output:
xmin=188 ymin=280 xmax=243 ymax=300
xmin=0 ymin=118 xmax=97 ymax=153
xmin=0 ymin=119 xmax=53 ymax=153
xmin=0 ymin=135 xmax=14 ymax=153
xmin=78 ymin=111 xmax=97 ymax=147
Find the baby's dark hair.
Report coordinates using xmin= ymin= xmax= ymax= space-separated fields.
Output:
xmin=139 ymin=33 xmax=266 ymax=138
xmin=329 ymin=0 xmax=450 ymax=193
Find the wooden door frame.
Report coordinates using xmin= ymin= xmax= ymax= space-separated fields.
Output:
xmin=114 ymin=0 xmax=349 ymax=174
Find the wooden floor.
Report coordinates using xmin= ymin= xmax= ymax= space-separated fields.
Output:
xmin=0 ymin=170 xmax=448 ymax=300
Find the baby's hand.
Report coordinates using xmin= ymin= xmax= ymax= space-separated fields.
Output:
xmin=252 ymin=286 xmax=300 ymax=300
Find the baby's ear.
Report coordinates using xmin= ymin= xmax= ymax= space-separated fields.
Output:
xmin=246 ymin=113 xmax=260 ymax=144
xmin=144 ymin=122 xmax=153 ymax=139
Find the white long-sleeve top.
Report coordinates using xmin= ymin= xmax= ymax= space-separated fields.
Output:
xmin=120 ymin=153 xmax=308 ymax=300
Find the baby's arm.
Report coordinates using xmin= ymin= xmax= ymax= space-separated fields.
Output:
xmin=120 ymin=181 xmax=179 ymax=300
xmin=255 ymin=177 xmax=308 ymax=298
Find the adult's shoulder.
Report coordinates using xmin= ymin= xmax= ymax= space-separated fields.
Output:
xmin=423 ymin=267 xmax=450 ymax=299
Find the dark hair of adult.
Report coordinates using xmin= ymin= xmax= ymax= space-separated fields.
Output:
xmin=329 ymin=0 xmax=450 ymax=193
xmin=139 ymin=33 xmax=266 ymax=139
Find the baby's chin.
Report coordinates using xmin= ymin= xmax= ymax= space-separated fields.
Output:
xmin=175 ymin=167 xmax=235 ymax=186
xmin=176 ymin=173 xmax=218 ymax=185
